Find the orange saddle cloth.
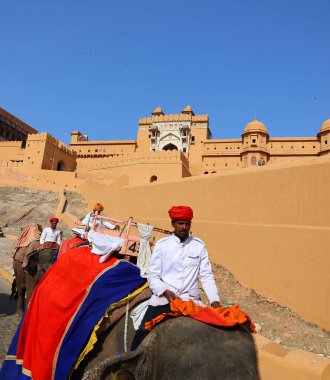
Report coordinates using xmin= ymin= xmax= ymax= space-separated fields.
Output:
xmin=145 ymin=299 xmax=256 ymax=333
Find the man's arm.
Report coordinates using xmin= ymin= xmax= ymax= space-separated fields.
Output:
xmin=147 ymin=243 xmax=169 ymax=297
xmin=199 ymin=247 xmax=220 ymax=307
xmin=40 ymin=228 xmax=47 ymax=245
xmin=101 ymin=220 xmax=117 ymax=230
xmin=81 ymin=213 xmax=91 ymax=226
xmin=56 ymin=230 xmax=62 ymax=245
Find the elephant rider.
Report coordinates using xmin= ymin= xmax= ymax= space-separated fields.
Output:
xmin=72 ymin=203 xmax=119 ymax=239
xmin=14 ymin=224 xmax=43 ymax=268
xmin=131 ymin=205 xmax=221 ymax=350
xmin=40 ymin=217 xmax=62 ymax=249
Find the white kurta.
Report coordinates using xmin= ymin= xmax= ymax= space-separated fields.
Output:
xmin=81 ymin=212 xmax=116 ymax=230
xmin=148 ymin=234 xmax=220 ymax=306
xmin=40 ymin=227 xmax=62 ymax=245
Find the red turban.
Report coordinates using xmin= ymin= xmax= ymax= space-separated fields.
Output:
xmin=168 ymin=206 xmax=193 ymax=221
xmin=49 ymin=217 xmax=59 ymax=223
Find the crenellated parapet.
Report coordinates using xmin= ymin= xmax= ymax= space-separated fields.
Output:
xmin=0 ymin=140 xmax=24 ymax=147
xmin=0 ymin=160 xmax=23 ymax=167
xmin=139 ymin=113 xmax=209 ymax=125
xmin=76 ymin=150 xmax=189 ymax=171
xmin=27 ymin=133 xmax=76 ymax=156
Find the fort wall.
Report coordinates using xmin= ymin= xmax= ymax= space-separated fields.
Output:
xmin=23 ymin=133 xmax=76 ymax=173
xmin=77 ymin=156 xmax=330 ymax=331
xmin=76 ymin=150 xmax=190 ymax=184
xmin=0 ymin=141 xmax=25 ymax=161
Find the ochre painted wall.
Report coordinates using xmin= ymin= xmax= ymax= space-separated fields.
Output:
xmin=77 ymin=156 xmax=330 ymax=331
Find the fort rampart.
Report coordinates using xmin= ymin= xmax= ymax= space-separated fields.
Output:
xmin=77 ymin=155 xmax=330 ymax=332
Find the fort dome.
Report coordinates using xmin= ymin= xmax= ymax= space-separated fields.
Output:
xmin=320 ymin=119 xmax=330 ymax=132
xmin=182 ymin=105 xmax=195 ymax=115
xmin=244 ymin=118 xmax=268 ymax=133
xmin=152 ymin=106 xmax=164 ymax=116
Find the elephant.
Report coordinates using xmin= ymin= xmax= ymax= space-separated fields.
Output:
xmin=73 ymin=310 xmax=259 ymax=380
xmin=13 ymin=242 xmax=57 ymax=316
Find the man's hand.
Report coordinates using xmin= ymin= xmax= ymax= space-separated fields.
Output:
xmin=211 ymin=301 xmax=221 ymax=308
xmin=163 ymin=289 xmax=177 ymax=302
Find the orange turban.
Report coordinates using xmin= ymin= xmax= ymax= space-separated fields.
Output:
xmin=168 ymin=206 xmax=193 ymax=221
xmin=93 ymin=203 xmax=104 ymax=212
xmin=49 ymin=217 xmax=59 ymax=223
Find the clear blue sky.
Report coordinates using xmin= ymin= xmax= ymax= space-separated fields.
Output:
xmin=1 ymin=0 xmax=329 ymax=144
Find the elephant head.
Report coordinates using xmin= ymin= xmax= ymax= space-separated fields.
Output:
xmin=81 ymin=317 xmax=259 ymax=380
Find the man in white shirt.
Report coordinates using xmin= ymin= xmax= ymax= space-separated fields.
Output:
xmin=40 ymin=217 xmax=62 ymax=249
xmin=72 ymin=203 xmax=118 ymax=239
xmin=131 ymin=205 xmax=220 ymax=349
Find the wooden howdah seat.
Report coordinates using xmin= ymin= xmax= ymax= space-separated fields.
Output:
xmin=89 ymin=215 xmax=171 ymax=258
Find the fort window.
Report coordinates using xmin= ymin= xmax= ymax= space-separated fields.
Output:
xmin=302 ymin=146 xmax=304 ymax=148
xmin=191 ymin=136 xmax=195 ymax=142
xmin=325 ymin=140 xmax=328 ymax=145
xmin=163 ymin=143 xmax=178 ymax=151
xmin=95 ymin=149 xmax=98 ymax=152
xmin=313 ymin=146 xmax=315 ymax=148
xmin=252 ymin=139 xmax=256 ymax=143
xmin=150 ymin=175 xmax=157 ymax=183
xmin=204 ymin=171 xmax=208 ymax=174
xmin=211 ymin=171 xmax=217 ymax=174
xmin=226 ymin=147 xmax=228 ymax=149
xmin=183 ymin=148 xmax=187 ymax=153
xmin=224 ymin=163 xmax=227 ymax=166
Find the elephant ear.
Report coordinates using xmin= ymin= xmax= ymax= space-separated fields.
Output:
xmin=81 ymin=350 xmax=141 ymax=380
xmin=24 ymin=251 xmax=39 ymax=277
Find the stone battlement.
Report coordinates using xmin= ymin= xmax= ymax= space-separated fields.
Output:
xmin=77 ymin=150 xmax=189 ymax=171
xmin=139 ymin=113 xmax=209 ymax=125
xmin=0 ymin=141 xmax=23 ymax=147
xmin=27 ymin=133 xmax=76 ymax=156
xmin=0 ymin=160 xmax=23 ymax=167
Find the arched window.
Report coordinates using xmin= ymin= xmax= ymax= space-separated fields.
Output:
xmin=162 ymin=143 xmax=178 ymax=151
xmin=57 ymin=160 xmax=66 ymax=171
xmin=150 ymin=175 xmax=157 ymax=183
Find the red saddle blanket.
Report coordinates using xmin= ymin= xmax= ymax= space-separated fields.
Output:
xmin=145 ymin=299 xmax=256 ymax=333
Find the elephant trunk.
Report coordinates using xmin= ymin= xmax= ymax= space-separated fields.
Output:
xmin=81 ymin=349 xmax=141 ymax=380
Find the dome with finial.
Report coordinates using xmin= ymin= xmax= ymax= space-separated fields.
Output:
xmin=182 ymin=105 xmax=195 ymax=115
xmin=320 ymin=119 xmax=330 ymax=133
xmin=151 ymin=106 xmax=164 ymax=116
xmin=244 ymin=118 xmax=268 ymax=133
